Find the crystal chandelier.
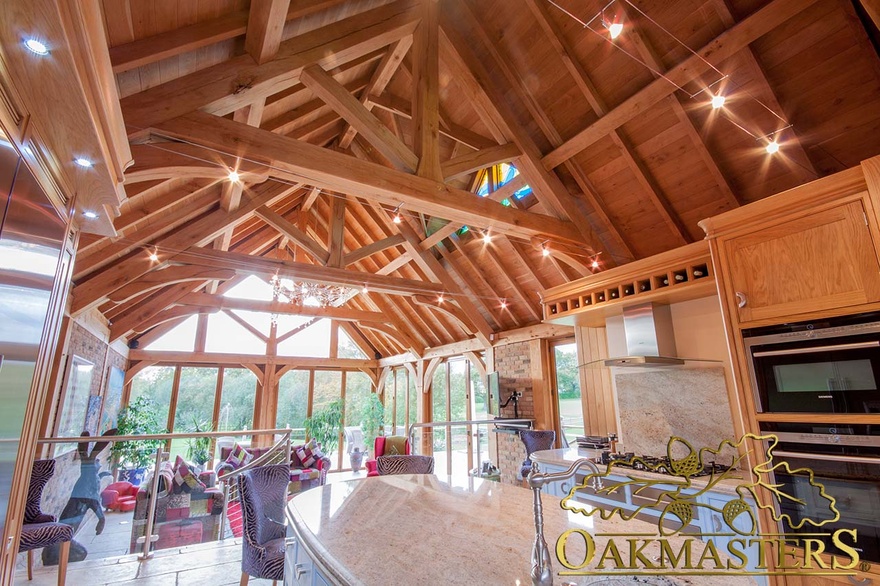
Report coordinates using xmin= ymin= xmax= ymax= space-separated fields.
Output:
xmin=270 ymin=274 xmax=355 ymax=307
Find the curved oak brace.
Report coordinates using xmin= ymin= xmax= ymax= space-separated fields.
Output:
xmin=529 ymin=237 xmax=594 ymax=278
xmin=126 ymin=143 xmax=269 ymax=183
xmin=376 ymin=366 xmax=392 ymax=396
xmin=411 ymin=294 xmax=474 ymax=336
xmin=130 ymin=305 xmax=219 ymax=334
xmin=361 ymin=322 xmax=423 ymax=358
xmin=107 ymin=266 xmax=237 ymax=304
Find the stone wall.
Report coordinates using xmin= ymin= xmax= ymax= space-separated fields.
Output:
xmin=493 ymin=341 xmax=536 ymax=485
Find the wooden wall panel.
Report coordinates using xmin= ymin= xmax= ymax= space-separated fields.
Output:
xmin=574 ymin=325 xmax=617 ymax=436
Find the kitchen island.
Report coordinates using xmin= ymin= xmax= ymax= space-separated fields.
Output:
xmin=284 ymin=473 xmax=757 ymax=586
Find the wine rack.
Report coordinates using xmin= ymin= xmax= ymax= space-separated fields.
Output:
xmin=542 ymin=241 xmax=716 ymax=326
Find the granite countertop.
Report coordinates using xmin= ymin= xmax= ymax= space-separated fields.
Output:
xmin=530 ymin=448 xmax=746 ymax=496
xmin=286 ymin=474 xmax=756 ymax=586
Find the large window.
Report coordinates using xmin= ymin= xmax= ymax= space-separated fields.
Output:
xmin=313 ymin=371 xmax=342 ymax=466
xmin=129 ymin=366 xmax=175 ymax=427
xmin=277 ymin=370 xmax=310 ymax=443
xmin=170 ymin=367 xmax=218 ymax=458
xmin=344 ymin=371 xmax=376 ymax=453
xmin=218 ymin=368 xmax=257 ymax=432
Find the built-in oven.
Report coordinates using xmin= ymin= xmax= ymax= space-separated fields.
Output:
xmin=759 ymin=422 xmax=880 ymax=563
xmin=744 ymin=312 xmax=880 ymax=414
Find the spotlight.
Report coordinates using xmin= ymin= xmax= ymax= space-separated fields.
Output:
xmin=437 ymin=294 xmax=444 ymax=303
xmin=542 ymin=244 xmax=550 ymax=257
xmin=591 ymin=260 xmax=600 ymax=269
xmin=361 ymin=284 xmax=369 ymax=295
xmin=24 ymin=39 xmax=49 ymax=55
xmin=500 ymin=299 xmax=508 ymax=309
xmin=608 ymin=22 xmax=623 ymax=39
xmin=149 ymin=250 xmax=159 ymax=262
xmin=483 ymin=233 xmax=492 ymax=244
xmin=228 ymin=170 xmax=241 ymax=183
xmin=711 ymin=95 xmax=726 ymax=109
xmin=391 ymin=204 xmax=403 ymax=224
xmin=766 ymin=141 xmax=780 ymax=154
xmin=82 ymin=210 xmax=98 ymax=219
xmin=74 ymin=158 xmax=93 ymax=168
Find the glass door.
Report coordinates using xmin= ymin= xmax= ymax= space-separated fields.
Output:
xmin=553 ymin=341 xmax=584 ymax=446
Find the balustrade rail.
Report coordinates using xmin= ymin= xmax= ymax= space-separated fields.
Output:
xmin=36 ymin=428 xmax=294 ymax=562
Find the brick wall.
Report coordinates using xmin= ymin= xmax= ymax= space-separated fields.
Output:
xmin=493 ymin=341 xmax=535 ymax=485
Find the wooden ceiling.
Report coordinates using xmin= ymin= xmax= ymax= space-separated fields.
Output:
xmin=66 ymin=0 xmax=880 ymax=358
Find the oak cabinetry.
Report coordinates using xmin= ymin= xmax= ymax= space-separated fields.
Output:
xmin=700 ymin=156 xmax=880 ymax=586
xmin=721 ymin=198 xmax=880 ymax=325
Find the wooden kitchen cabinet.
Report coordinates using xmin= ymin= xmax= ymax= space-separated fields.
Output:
xmin=723 ymin=198 xmax=880 ymax=324
xmin=701 ymin=157 xmax=880 ymax=328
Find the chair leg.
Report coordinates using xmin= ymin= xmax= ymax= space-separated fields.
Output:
xmin=239 ymin=571 xmax=249 ymax=586
xmin=26 ymin=550 xmax=32 ymax=581
xmin=57 ymin=541 xmax=70 ymax=586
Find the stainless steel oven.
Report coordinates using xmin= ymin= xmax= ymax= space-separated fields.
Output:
xmin=744 ymin=313 xmax=880 ymax=414
xmin=759 ymin=423 xmax=880 ymax=563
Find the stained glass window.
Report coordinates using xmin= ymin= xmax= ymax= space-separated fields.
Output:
xmin=460 ymin=163 xmax=532 ymax=235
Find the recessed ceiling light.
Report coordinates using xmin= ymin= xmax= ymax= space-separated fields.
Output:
xmin=74 ymin=157 xmax=93 ymax=168
xmin=483 ymin=233 xmax=492 ymax=244
xmin=766 ymin=141 xmax=780 ymax=154
xmin=228 ymin=170 xmax=240 ymax=183
xmin=591 ymin=260 xmax=600 ymax=269
xmin=82 ymin=210 xmax=99 ymax=219
xmin=500 ymin=299 xmax=508 ymax=309
xmin=24 ymin=39 xmax=49 ymax=56
xmin=608 ymin=22 xmax=623 ymax=39
xmin=711 ymin=95 xmax=726 ymax=109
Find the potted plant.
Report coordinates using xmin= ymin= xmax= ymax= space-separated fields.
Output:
xmin=109 ymin=395 xmax=167 ymax=485
xmin=304 ymin=400 xmax=344 ymax=465
xmin=185 ymin=417 xmax=212 ymax=471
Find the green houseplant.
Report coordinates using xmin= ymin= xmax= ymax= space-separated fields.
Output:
xmin=109 ymin=395 xmax=167 ymax=484
xmin=185 ymin=417 xmax=212 ymax=469
xmin=304 ymin=399 xmax=344 ymax=455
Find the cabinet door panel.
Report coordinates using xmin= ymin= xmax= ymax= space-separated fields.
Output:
xmin=725 ymin=200 xmax=880 ymax=323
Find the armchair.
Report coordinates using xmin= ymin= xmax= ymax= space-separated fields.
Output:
xmin=238 ymin=464 xmax=289 ymax=585
xmin=365 ymin=436 xmax=410 ymax=477
xmin=101 ymin=481 xmax=138 ymax=512
xmin=19 ymin=459 xmax=73 ymax=584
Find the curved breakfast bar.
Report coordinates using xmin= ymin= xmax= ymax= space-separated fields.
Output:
xmin=284 ymin=474 xmax=756 ymax=586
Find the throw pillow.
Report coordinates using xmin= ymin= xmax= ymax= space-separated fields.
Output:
xmin=173 ymin=456 xmax=205 ymax=493
xmin=225 ymin=442 xmax=252 ymax=470
xmin=295 ymin=445 xmax=316 ymax=468
xmin=384 ymin=436 xmax=407 ymax=456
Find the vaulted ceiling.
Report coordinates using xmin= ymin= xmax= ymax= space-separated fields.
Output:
xmin=70 ymin=0 xmax=880 ymax=358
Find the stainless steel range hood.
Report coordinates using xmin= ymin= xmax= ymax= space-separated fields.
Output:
xmin=603 ymin=303 xmax=685 ymax=367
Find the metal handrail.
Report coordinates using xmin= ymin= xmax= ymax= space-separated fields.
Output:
xmin=407 ymin=419 xmax=533 ymax=473
xmin=36 ymin=428 xmax=296 ymax=444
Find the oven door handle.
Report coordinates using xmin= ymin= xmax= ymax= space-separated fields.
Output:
xmin=774 ymin=450 xmax=880 ymax=465
xmin=752 ymin=341 xmax=880 ymax=357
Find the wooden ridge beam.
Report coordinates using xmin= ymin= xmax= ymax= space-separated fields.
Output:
xmin=73 ymin=180 xmax=298 ymax=315
xmin=339 ymin=37 xmax=412 ymax=149
xmin=173 ymin=246 xmax=444 ymax=296
xmin=245 ymin=0 xmax=291 ymax=65
xmin=344 ymin=235 xmax=405 ymax=266
xmin=442 ymin=143 xmax=521 ymax=182
xmin=120 ymin=0 xmax=420 ymax=137
xmin=439 ymin=3 xmax=602 ymax=252
xmin=107 ymin=0 xmax=348 ymax=73
xmin=542 ymin=0 xmax=822 ymax=169
xmin=301 ymin=64 xmax=418 ymax=172
xmin=254 ymin=206 xmax=330 ymax=264
xmin=152 ymin=112 xmax=583 ymax=242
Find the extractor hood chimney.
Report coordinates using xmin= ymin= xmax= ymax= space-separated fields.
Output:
xmin=603 ymin=303 xmax=685 ymax=367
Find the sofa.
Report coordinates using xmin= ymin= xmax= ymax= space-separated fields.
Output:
xmin=128 ymin=458 xmax=224 ymax=554
xmin=216 ymin=441 xmax=331 ymax=494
